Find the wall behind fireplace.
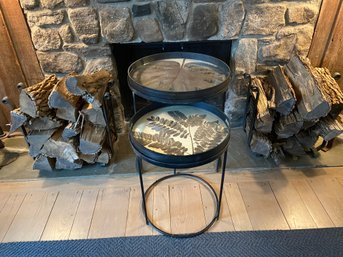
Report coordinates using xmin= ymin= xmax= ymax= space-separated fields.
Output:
xmin=19 ymin=0 xmax=322 ymax=127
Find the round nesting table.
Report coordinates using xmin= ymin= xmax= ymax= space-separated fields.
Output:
xmin=129 ymin=103 xmax=230 ymax=237
xmin=127 ymin=52 xmax=231 ymax=237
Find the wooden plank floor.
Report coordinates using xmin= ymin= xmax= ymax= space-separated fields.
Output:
xmin=1 ymin=167 xmax=343 ymax=242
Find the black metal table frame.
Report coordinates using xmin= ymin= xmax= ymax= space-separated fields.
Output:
xmin=135 ymin=149 xmax=228 ymax=238
xmin=127 ymin=52 xmax=231 ymax=237
xmin=129 ymin=102 xmax=230 ymax=238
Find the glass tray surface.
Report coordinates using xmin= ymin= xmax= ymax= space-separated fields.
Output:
xmin=127 ymin=52 xmax=230 ymax=103
xmin=131 ymin=105 xmax=229 ymax=156
xmin=131 ymin=58 xmax=226 ymax=92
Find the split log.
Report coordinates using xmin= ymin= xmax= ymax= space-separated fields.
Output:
xmin=96 ymin=132 xmax=117 ymax=166
xmin=96 ymin=148 xmax=111 ymax=166
xmin=270 ymin=145 xmax=286 ymax=165
xmin=296 ymin=130 xmax=319 ymax=149
xmin=62 ymin=123 xmax=80 ymax=139
xmin=284 ymin=55 xmax=331 ymax=120
xmin=244 ymin=98 xmax=256 ymax=137
xmin=109 ymin=84 xmax=126 ymax=133
xmin=268 ymin=65 xmax=296 ymax=115
xmin=79 ymin=122 xmax=106 ymax=155
xmin=26 ymin=115 xmax=63 ymax=131
xmin=9 ymin=108 xmax=27 ymax=133
xmin=314 ymin=67 xmax=343 ymax=118
xmin=261 ymin=79 xmax=276 ymax=110
xmin=313 ymin=116 xmax=343 ymax=141
xmin=48 ymin=77 xmax=83 ymax=121
xmin=19 ymin=75 xmax=58 ymax=118
xmin=252 ymin=78 xmax=274 ymax=133
xmin=81 ymin=103 xmax=106 ymax=126
xmin=27 ymin=129 xmax=56 ymax=157
xmin=282 ymin=136 xmax=307 ymax=156
xmin=62 ymin=121 xmax=81 ymax=139
xmin=55 ymin=158 xmax=83 ymax=170
xmin=56 ymin=108 xmax=78 ymax=122
xmin=249 ymin=132 xmax=272 ymax=157
xmin=41 ymin=129 xmax=79 ymax=163
xmin=33 ymin=155 xmax=55 ymax=171
xmin=62 ymin=113 xmax=83 ymax=139
xmin=79 ymin=153 xmax=98 ymax=164
xmin=274 ymin=110 xmax=303 ymax=139
xmin=302 ymin=119 xmax=319 ymax=130
xmin=65 ymin=70 xmax=112 ymax=108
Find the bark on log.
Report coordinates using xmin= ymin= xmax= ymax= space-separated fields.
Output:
xmin=81 ymin=103 xmax=106 ymax=127
xmin=282 ymin=136 xmax=307 ymax=156
xmin=252 ymin=78 xmax=274 ymax=133
xmin=55 ymin=158 xmax=83 ymax=170
xmin=270 ymin=145 xmax=286 ymax=165
xmin=302 ymin=119 xmax=319 ymax=130
xmin=9 ymin=108 xmax=27 ymax=133
xmin=26 ymin=115 xmax=63 ymax=131
xmin=79 ymin=122 xmax=106 ymax=155
xmin=27 ymin=129 xmax=56 ymax=157
xmin=284 ymin=55 xmax=331 ymax=121
xmin=245 ymin=98 xmax=255 ymax=137
xmin=41 ymin=129 xmax=79 ymax=163
xmin=314 ymin=67 xmax=343 ymax=118
xmin=249 ymin=132 xmax=272 ymax=157
xmin=268 ymin=65 xmax=296 ymax=115
xmin=274 ymin=110 xmax=303 ymax=139
xmin=33 ymin=155 xmax=55 ymax=171
xmin=48 ymin=77 xmax=83 ymax=121
xmin=314 ymin=116 xmax=343 ymax=141
xmin=19 ymin=75 xmax=58 ymax=118
xmin=65 ymin=70 xmax=112 ymax=108
xmin=109 ymin=84 xmax=126 ymax=133
xmin=296 ymin=130 xmax=319 ymax=149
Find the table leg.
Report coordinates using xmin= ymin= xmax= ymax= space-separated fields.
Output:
xmin=217 ymin=150 xmax=227 ymax=219
xmin=216 ymin=155 xmax=222 ymax=173
xmin=132 ymin=92 xmax=137 ymax=114
xmin=136 ymin=157 xmax=148 ymax=224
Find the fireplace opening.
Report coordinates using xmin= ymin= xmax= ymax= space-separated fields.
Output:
xmin=111 ymin=40 xmax=232 ymax=119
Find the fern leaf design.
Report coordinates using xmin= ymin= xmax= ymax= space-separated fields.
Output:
xmin=167 ymin=111 xmax=188 ymax=127
xmin=133 ymin=132 xmax=188 ymax=155
xmin=193 ymin=121 xmax=228 ymax=154
xmin=147 ymin=116 xmax=189 ymax=138
xmin=187 ymin=114 xmax=207 ymax=127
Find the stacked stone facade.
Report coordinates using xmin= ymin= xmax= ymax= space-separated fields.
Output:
xmin=20 ymin=0 xmax=322 ymax=126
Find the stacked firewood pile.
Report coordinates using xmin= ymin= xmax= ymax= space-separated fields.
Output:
xmin=9 ymin=70 xmax=120 ymax=171
xmin=246 ymin=54 xmax=343 ymax=164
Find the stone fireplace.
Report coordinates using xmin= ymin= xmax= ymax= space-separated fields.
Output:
xmin=19 ymin=0 xmax=322 ymax=128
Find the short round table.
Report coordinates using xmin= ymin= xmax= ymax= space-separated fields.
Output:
xmin=129 ymin=102 xmax=230 ymax=238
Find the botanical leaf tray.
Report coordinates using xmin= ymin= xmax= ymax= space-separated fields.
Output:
xmin=131 ymin=59 xmax=226 ymax=92
xmin=131 ymin=105 xmax=230 ymax=156
xmin=127 ymin=52 xmax=231 ymax=104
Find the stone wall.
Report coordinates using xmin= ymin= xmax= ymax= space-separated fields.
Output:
xmin=20 ymin=0 xmax=322 ymax=127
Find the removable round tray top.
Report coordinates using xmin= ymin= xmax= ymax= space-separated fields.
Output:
xmin=128 ymin=52 xmax=230 ymax=104
xmin=131 ymin=104 xmax=230 ymax=161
